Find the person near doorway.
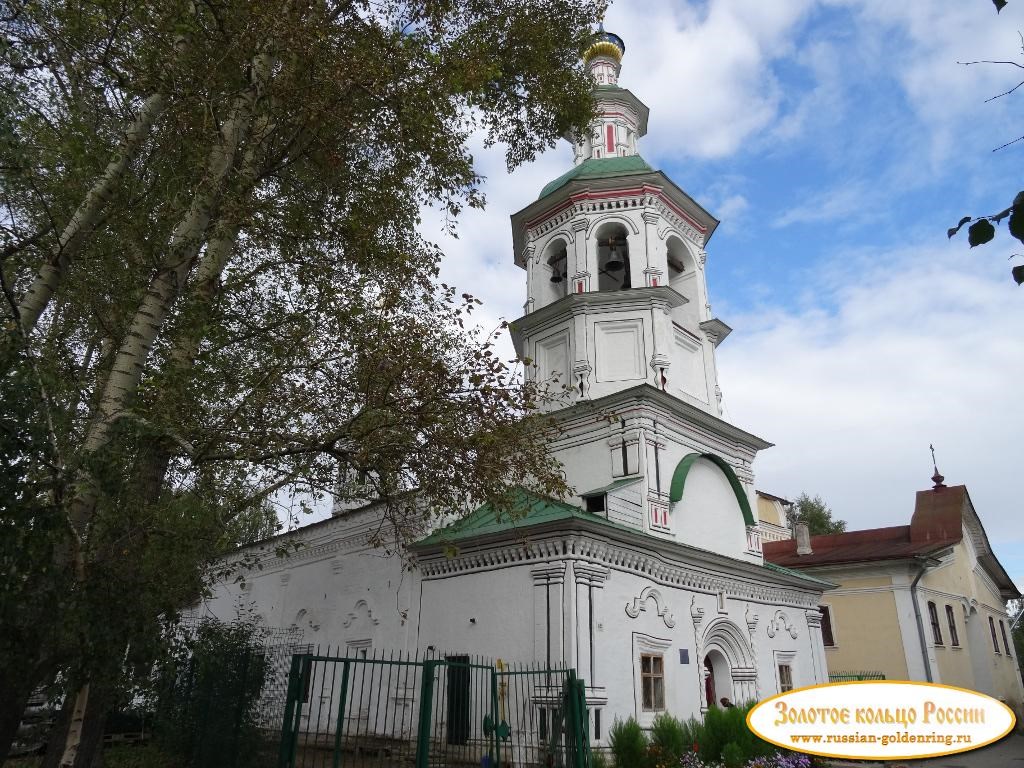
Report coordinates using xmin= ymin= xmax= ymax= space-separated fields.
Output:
xmin=719 ymin=697 xmax=734 ymax=708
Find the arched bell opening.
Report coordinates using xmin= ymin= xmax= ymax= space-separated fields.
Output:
xmin=595 ymin=222 xmax=631 ymax=292
xmin=666 ymin=235 xmax=698 ymax=323
xmin=543 ymin=238 xmax=569 ymax=303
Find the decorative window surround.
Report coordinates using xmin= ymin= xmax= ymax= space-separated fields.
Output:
xmin=632 ymin=633 xmax=671 ymax=725
xmin=774 ymin=651 xmax=797 ymax=693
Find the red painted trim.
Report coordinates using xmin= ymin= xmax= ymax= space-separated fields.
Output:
xmin=526 ymin=186 xmax=709 ymax=235
xmin=606 ymin=125 xmax=615 ymax=154
xmin=576 ymin=281 xmax=584 ymax=294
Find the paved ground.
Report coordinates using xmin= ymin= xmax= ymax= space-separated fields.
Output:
xmin=881 ymin=732 xmax=1024 ymax=768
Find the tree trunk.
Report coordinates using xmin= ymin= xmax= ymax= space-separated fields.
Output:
xmin=44 ymin=684 xmax=108 ymax=768
xmin=0 ymin=669 xmax=37 ymax=762
xmin=16 ymin=92 xmax=166 ymax=335
xmin=55 ymin=56 xmax=270 ymax=767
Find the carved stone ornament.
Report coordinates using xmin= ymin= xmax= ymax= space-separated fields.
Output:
xmin=745 ymin=605 xmax=759 ymax=635
xmin=690 ymin=595 xmax=705 ymax=632
xmin=342 ymin=599 xmax=380 ymax=629
xmin=767 ymin=610 xmax=798 ymax=639
xmin=625 ymin=586 xmax=676 ymax=628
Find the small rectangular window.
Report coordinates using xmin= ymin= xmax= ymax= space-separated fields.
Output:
xmin=640 ymin=653 xmax=665 ymax=710
xmin=999 ymin=620 xmax=1011 ymax=656
xmin=989 ymin=617 xmax=1000 ymax=654
xmin=778 ymin=664 xmax=793 ymax=693
xmin=594 ymin=708 xmax=601 ymax=740
xmin=820 ymin=606 xmax=836 ymax=647
xmin=585 ymin=494 xmax=606 ymax=514
xmin=945 ymin=605 xmax=960 ymax=647
xmin=928 ymin=601 xmax=943 ymax=646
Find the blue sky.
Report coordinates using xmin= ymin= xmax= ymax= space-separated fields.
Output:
xmin=422 ymin=0 xmax=1024 ymax=593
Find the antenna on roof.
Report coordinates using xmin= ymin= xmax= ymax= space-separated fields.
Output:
xmin=929 ymin=444 xmax=946 ymax=490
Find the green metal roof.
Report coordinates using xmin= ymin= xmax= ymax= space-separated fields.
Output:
xmin=762 ymin=560 xmax=836 ymax=588
xmin=538 ymin=155 xmax=654 ymax=200
xmin=415 ymin=488 xmax=630 ymax=547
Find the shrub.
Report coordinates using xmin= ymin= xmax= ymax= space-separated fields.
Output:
xmin=590 ymin=747 xmax=611 ymax=768
xmin=608 ymin=717 xmax=648 ymax=768
xmin=153 ymin=617 xmax=270 ymax=768
xmin=696 ymin=703 xmax=774 ymax=764
xmin=649 ymin=713 xmax=688 ymax=764
xmin=721 ymin=741 xmax=744 ymax=768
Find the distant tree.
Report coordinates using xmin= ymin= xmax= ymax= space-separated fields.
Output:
xmin=793 ymin=493 xmax=847 ymax=536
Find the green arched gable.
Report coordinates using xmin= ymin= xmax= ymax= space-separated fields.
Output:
xmin=668 ymin=453 xmax=755 ymax=527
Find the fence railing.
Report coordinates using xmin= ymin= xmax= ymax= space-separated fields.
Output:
xmin=276 ymin=648 xmax=590 ymax=768
xmin=828 ymin=671 xmax=886 ymax=682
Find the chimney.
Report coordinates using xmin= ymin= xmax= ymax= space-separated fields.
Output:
xmin=795 ymin=522 xmax=812 ymax=555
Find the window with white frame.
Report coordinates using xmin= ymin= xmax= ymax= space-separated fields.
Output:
xmin=778 ymin=664 xmax=793 ymax=692
xmin=641 ymin=654 xmax=665 ymax=710
xmin=774 ymin=651 xmax=797 ymax=693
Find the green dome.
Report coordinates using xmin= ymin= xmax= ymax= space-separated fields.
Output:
xmin=538 ymin=155 xmax=653 ymax=200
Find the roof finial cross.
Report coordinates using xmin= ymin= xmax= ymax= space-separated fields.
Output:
xmin=929 ymin=443 xmax=946 ymax=490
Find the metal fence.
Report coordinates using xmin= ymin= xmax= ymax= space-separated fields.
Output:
xmin=828 ymin=671 xmax=886 ymax=682
xmin=276 ymin=648 xmax=591 ymax=768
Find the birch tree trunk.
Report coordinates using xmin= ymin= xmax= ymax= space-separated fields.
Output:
xmin=15 ymin=92 xmax=166 ymax=335
xmin=55 ymin=58 xmax=270 ymax=768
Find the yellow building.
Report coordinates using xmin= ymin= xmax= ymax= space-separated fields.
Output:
xmin=755 ymin=490 xmax=793 ymax=544
xmin=763 ymin=480 xmax=1023 ymax=721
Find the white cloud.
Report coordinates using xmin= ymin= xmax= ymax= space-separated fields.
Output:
xmin=718 ymin=239 xmax=1024 ymax=581
xmin=602 ymin=0 xmax=816 ymax=159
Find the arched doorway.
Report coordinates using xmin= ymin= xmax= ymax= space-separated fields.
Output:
xmin=700 ymin=618 xmax=757 ymax=708
xmin=704 ymin=649 xmax=731 ymax=707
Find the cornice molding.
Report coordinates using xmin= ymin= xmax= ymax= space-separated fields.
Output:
xmin=416 ymin=528 xmax=823 ymax=611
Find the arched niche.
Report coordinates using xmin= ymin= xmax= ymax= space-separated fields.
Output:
xmin=594 ymin=221 xmax=632 ymax=292
xmin=541 ymin=237 xmax=570 ymax=304
xmin=668 ymin=453 xmax=753 ymax=555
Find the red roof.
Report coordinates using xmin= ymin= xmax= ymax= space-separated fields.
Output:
xmin=762 ymin=484 xmax=1019 ymax=599
xmin=762 ymin=525 xmax=958 ymax=567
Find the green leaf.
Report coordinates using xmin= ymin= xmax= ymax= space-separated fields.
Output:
xmin=967 ymin=219 xmax=996 ymax=247
xmin=948 ymin=216 xmax=972 ymax=239
xmin=1012 ymin=264 xmax=1024 ymax=285
xmin=1009 ymin=211 xmax=1024 ymax=245
xmin=993 ymin=0 xmax=1008 ymax=12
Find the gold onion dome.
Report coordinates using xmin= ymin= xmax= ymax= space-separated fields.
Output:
xmin=583 ymin=24 xmax=625 ymax=63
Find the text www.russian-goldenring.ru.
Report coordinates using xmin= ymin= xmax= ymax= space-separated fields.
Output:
xmin=790 ymin=732 xmax=973 ymax=747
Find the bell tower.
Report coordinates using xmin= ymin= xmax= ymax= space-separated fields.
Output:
xmin=507 ymin=27 xmax=769 ymax=562
xmin=510 ymin=27 xmax=730 ymax=416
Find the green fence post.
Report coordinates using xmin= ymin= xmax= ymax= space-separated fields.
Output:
xmin=415 ymin=660 xmax=438 ymax=768
xmin=278 ymin=655 xmax=302 ymax=768
xmin=576 ymin=677 xmax=590 ymax=768
xmin=331 ymin=661 xmax=351 ymax=768
xmin=490 ymin=667 xmax=500 ymax=768
xmin=288 ymin=655 xmax=311 ymax=768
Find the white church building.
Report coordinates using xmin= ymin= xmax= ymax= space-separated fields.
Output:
xmin=198 ymin=28 xmax=832 ymax=738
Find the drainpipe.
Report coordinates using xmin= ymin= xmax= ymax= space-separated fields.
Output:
xmin=910 ymin=555 xmax=939 ymax=683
